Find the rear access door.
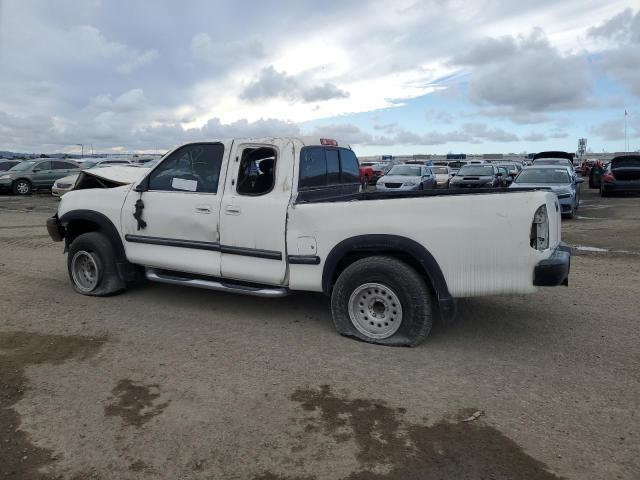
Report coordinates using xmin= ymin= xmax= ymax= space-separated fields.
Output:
xmin=219 ymin=139 xmax=294 ymax=285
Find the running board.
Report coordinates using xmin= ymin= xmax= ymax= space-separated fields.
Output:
xmin=145 ymin=268 xmax=289 ymax=298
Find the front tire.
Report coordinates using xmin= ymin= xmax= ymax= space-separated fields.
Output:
xmin=67 ymin=232 xmax=125 ymax=296
xmin=12 ymin=179 xmax=32 ymax=195
xmin=330 ymin=256 xmax=433 ymax=346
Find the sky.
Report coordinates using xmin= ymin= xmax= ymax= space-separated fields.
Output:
xmin=0 ymin=0 xmax=639 ymax=155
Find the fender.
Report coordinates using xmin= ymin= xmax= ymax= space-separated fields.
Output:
xmin=322 ymin=234 xmax=455 ymax=317
xmin=59 ymin=209 xmax=137 ymax=281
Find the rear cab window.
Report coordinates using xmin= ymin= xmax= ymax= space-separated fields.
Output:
xmin=299 ymin=146 xmax=361 ymax=190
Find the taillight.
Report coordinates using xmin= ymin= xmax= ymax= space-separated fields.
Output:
xmin=602 ymin=172 xmax=615 ymax=183
xmin=530 ymin=205 xmax=549 ymax=251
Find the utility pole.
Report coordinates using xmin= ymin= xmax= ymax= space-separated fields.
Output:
xmin=624 ymin=109 xmax=628 ymax=153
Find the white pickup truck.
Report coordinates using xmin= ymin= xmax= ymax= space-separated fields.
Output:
xmin=47 ymin=137 xmax=570 ymax=346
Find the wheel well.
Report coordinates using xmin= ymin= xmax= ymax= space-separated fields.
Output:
xmin=331 ymin=249 xmax=435 ymax=295
xmin=322 ymin=235 xmax=452 ymax=308
xmin=65 ymin=219 xmax=101 ymax=247
xmin=61 ymin=210 xmax=139 ymax=282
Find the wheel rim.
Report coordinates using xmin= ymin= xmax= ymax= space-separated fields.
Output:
xmin=71 ymin=251 xmax=99 ymax=292
xmin=16 ymin=182 xmax=29 ymax=194
xmin=348 ymin=283 xmax=403 ymax=339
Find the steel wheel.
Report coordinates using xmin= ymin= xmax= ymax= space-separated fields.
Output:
xmin=348 ymin=282 xmax=403 ymax=339
xmin=70 ymin=250 xmax=100 ymax=293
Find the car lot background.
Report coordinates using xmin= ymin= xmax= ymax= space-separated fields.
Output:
xmin=0 ymin=188 xmax=638 ymax=479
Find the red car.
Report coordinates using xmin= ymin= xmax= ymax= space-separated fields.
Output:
xmin=582 ymin=159 xmax=603 ymax=178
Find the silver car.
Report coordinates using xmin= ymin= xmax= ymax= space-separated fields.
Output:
xmin=510 ymin=165 xmax=584 ymax=218
xmin=376 ymin=164 xmax=436 ymax=191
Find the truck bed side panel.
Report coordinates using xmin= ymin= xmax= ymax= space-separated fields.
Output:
xmin=286 ymin=190 xmax=560 ymax=297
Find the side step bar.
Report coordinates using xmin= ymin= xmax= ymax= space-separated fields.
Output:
xmin=145 ymin=268 xmax=289 ymax=298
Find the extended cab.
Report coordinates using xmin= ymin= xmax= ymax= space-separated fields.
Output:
xmin=47 ymin=137 xmax=570 ymax=346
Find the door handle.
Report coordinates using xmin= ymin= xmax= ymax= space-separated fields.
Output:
xmin=224 ymin=205 xmax=241 ymax=214
xmin=195 ymin=205 xmax=212 ymax=214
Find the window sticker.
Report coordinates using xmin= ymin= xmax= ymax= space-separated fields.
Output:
xmin=171 ymin=177 xmax=198 ymax=191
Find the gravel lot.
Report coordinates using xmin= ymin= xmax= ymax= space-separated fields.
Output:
xmin=1 ymin=187 xmax=638 ymax=480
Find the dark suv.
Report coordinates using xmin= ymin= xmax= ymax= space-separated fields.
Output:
xmin=449 ymin=164 xmax=503 ymax=188
xmin=0 ymin=159 xmax=80 ymax=195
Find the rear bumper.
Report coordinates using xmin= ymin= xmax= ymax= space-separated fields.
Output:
xmin=46 ymin=215 xmax=65 ymax=242
xmin=534 ymin=244 xmax=571 ymax=286
xmin=601 ymin=181 xmax=640 ymax=193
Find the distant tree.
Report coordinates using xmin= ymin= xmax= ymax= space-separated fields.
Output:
xmin=40 ymin=153 xmax=47 ymax=158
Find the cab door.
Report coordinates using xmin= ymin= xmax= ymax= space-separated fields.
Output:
xmin=121 ymin=142 xmax=231 ymax=277
xmin=218 ymin=140 xmax=294 ymax=285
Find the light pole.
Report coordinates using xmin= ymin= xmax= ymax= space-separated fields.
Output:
xmin=76 ymin=144 xmax=84 ymax=158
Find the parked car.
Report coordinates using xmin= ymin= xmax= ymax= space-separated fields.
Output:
xmin=449 ymin=164 xmax=503 ymax=189
xmin=447 ymin=160 xmax=467 ymax=175
xmin=46 ymin=137 xmax=570 ymax=347
xmin=359 ymin=163 xmax=374 ymax=186
xmin=532 ymin=151 xmax=575 ymax=171
xmin=582 ymin=159 xmax=603 ymax=178
xmin=510 ymin=166 xmax=584 ymax=218
xmin=376 ymin=164 xmax=436 ymax=191
xmin=0 ymin=159 xmax=21 ymax=172
xmin=360 ymin=162 xmax=391 ymax=185
xmin=405 ymin=160 xmax=434 ymax=166
xmin=600 ymin=155 xmax=640 ymax=197
xmin=431 ymin=166 xmax=453 ymax=188
xmin=51 ymin=159 xmax=136 ymax=197
xmin=0 ymin=159 xmax=80 ymax=195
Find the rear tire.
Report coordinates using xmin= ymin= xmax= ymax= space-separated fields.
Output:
xmin=330 ymin=256 xmax=433 ymax=347
xmin=12 ymin=179 xmax=32 ymax=196
xmin=67 ymin=232 xmax=125 ymax=296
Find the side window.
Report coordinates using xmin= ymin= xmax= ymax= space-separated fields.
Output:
xmin=326 ymin=149 xmax=341 ymax=185
xmin=338 ymin=149 xmax=360 ymax=184
xmin=35 ymin=161 xmax=51 ymax=170
xmin=299 ymin=147 xmax=326 ymax=189
xmin=52 ymin=161 xmax=71 ymax=169
xmin=236 ymin=147 xmax=277 ymax=196
xmin=148 ymin=143 xmax=224 ymax=193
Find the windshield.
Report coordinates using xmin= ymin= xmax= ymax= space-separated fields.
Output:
xmin=515 ymin=168 xmax=570 ymax=184
xmin=533 ymin=159 xmax=571 ymax=166
xmin=387 ymin=165 xmax=422 ymax=176
xmin=457 ymin=165 xmax=494 ymax=176
xmin=9 ymin=161 xmax=37 ymax=171
xmin=431 ymin=167 xmax=449 ymax=174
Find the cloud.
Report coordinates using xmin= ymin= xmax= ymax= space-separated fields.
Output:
xmin=522 ymin=133 xmax=547 ymax=142
xmin=588 ymin=9 xmax=640 ymax=96
xmin=306 ymin=122 xmax=518 ymax=146
xmin=590 ymin=117 xmax=640 ymax=141
xmin=451 ymin=36 xmax=517 ymax=66
xmin=190 ymin=33 xmax=265 ymax=66
xmin=453 ymin=29 xmax=591 ymax=112
xmin=241 ymin=66 xmax=349 ymax=103
xmin=588 ymin=8 xmax=639 ymax=44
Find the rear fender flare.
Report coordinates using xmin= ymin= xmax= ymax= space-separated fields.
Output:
xmin=322 ymin=234 xmax=452 ymax=303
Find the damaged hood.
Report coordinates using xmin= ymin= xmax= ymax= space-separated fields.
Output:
xmin=73 ymin=166 xmax=150 ymax=191
xmin=80 ymin=166 xmax=150 ymax=185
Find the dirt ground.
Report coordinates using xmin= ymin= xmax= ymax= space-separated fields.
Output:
xmin=0 ymin=187 xmax=638 ymax=479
